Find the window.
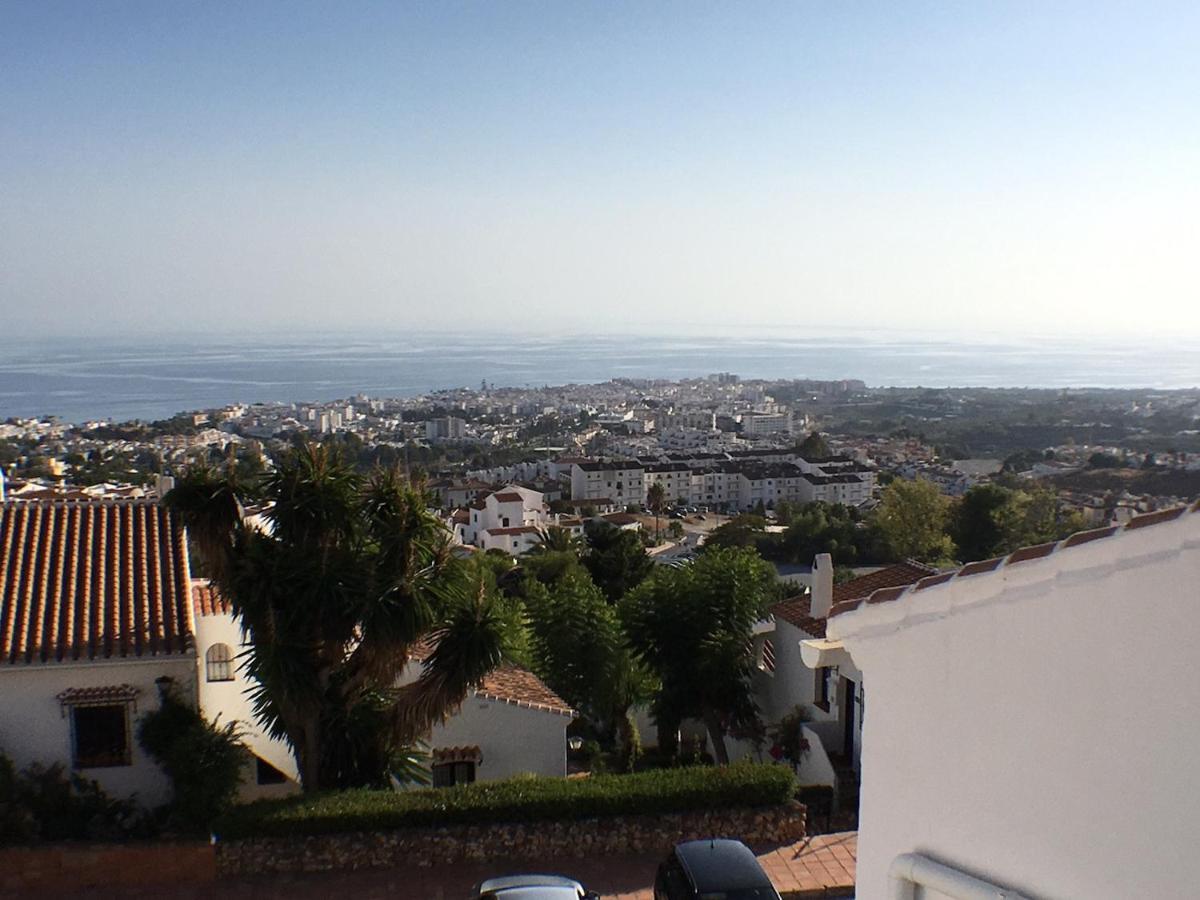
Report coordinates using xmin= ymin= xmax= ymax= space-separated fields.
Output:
xmin=206 ymin=643 xmax=234 ymax=682
xmin=432 ymin=760 xmax=476 ymax=787
xmin=255 ymin=756 xmax=289 ymax=785
xmin=814 ymin=666 xmax=832 ymax=712
xmin=72 ymin=704 xmax=131 ymax=768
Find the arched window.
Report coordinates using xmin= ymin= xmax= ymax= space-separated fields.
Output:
xmin=205 ymin=643 xmax=234 ymax=682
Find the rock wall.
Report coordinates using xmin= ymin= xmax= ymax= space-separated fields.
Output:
xmin=0 ymin=842 xmax=215 ymax=893
xmin=217 ymin=801 xmax=807 ymax=876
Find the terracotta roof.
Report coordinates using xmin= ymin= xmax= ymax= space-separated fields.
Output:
xmin=192 ymin=580 xmax=232 ymax=617
xmin=492 ymin=492 xmax=525 ymax=503
xmin=774 ymin=560 xmax=938 ymax=636
xmin=476 ymin=664 xmax=574 ymax=716
xmin=56 ymin=684 xmax=140 ymax=706
xmin=407 ymin=638 xmax=572 ymax=716
xmin=486 ymin=526 xmax=540 ymax=536
xmin=830 ymin=502 xmax=1200 ymax=620
xmin=431 ymin=745 xmax=481 ymax=765
xmin=0 ymin=500 xmax=195 ymax=665
xmin=601 ymin=512 xmax=639 ymax=526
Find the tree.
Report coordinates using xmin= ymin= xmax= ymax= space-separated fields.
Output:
xmin=524 ymin=569 xmax=654 ymax=769
xmin=583 ymin=522 xmax=654 ymax=603
xmin=646 ymin=482 xmax=667 ymax=542
xmin=949 ymin=483 xmax=1016 ymax=562
xmin=166 ymin=443 xmax=512 ymax=792
xmin=703 ymin=514 xmax=769 ymax=551
xmin=530 ymin=525 xmax=583 ymax=555
xmin=797 ymin=431 xmax=830 ymax=459
xmin=621 ymin=547 xmax=775 ymax=765
xmin=874 ymin=478 xmax=956 ymax=562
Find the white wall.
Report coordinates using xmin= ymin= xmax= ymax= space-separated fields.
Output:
xmin=0 ymin=656 xmax=196 ymax=807
xmin=429 ymin=695 xmax=568 ymax=781
xmin=194 ymin=610 xmax=300 ymax=801
xmin=830 ymin=512 xmax=1200 ymax=900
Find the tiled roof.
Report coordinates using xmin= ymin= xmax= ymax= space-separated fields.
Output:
xmin=431 ymin=745 xmax=481 ymax=764
xmin=485 ymin=526 xmax=540 ymax=536
xmin=773 ymin=560 xmax=938 ymax=637
xmin=771 ymin=594 xmax=828 ymax=637
xmin=830 ymin=501 xmax=1200 ymax=620
xmin=408 ymin=638 xmax=573 ymax=716
xmin=192 ymin=580 xmax=232 ymax=617
xmin=492 ymin=492 xmax=525 ymax=503
xmin=476 ymin=664 xmax=574 ymax=716
xmin=0 ymin=500 xmax=195 ymax=665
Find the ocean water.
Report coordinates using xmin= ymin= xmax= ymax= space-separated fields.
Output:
xmin=0 ymin=331 xmax=1197 ymax=424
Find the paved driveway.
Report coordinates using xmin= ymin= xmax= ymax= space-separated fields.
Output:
xmin=36 ymin=833 xmax=855 ymax=900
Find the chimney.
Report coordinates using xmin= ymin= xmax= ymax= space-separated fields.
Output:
xmin=811 ymin=553 xmax=834 ymax=619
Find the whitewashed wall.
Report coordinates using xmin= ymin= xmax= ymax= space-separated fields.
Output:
xmin=0 ymin=656 xmax=196 ymax=807
xmin=830 ymin=513 xmax=1200 ymax=900
xmin=429 ymin=695 xmax=569 ymax=781
xmin=194 ymin=610 xmax=300 ymax=801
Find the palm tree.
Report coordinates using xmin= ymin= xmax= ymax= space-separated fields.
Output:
xmin=530 ymin=525 xmax=583 ymax=555
xmin=646 ymin=482 xmax=667 ymax=543
xmin=166 ymin=442 xmax=509 ymax=792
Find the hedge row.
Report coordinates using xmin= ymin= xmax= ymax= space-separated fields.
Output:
xmin=216 ymin=764 xmax=797 ymax=840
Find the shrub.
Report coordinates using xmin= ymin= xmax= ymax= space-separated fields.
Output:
xmin=137 ymin=684 xmax=245 ymax=834
xmin=0 ymin=751 xmax=146 ymax=845
xmin=216 ymin=763 xmax=796 ymax=840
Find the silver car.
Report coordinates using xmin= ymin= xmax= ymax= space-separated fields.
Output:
xmin=474 ymin=874 xmax=600 ymax=900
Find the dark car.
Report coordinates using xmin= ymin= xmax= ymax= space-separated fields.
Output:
xmin=474 ymin=874 xmax=599 ymax=900
xmin=654 ymin=839 xmax=782 ymax=900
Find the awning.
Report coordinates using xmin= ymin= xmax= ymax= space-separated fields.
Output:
xmin=800 ymin=639 xmax=854 ymax=670
xmin=432 ymin=745 xmax=482 ymax=766
xmin=56 ymin=684 xmax=140 ymax=714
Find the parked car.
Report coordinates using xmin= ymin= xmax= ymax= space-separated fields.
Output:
xmin=474 ymin=874 xmax=599 ymax=900
xmin=654 ymin=839 xmax=781 ymax=900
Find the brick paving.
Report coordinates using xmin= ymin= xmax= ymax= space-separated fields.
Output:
xmin=19 ymin=833 xmax=855 ymax=900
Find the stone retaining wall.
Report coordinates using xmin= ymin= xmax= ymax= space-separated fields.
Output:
xmin=216 ymin=801 xmax=807 ymax=876
xmin=0 ymin=841 xmax=215 ymax=894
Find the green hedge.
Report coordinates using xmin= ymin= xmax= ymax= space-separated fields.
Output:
xmin=216 ymin=764 xmax=797 ymax=840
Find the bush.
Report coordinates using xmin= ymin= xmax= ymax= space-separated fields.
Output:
xmin=137 ymin=684 xmax=245 ymax=834
xmin=0 ymin=751 xmax=146 ymax=845
xmin=217 ymin=763 xmax=796 ymax=840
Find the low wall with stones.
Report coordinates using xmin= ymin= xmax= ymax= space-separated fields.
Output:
xmin=0 ymin=841 xmax=215 ymax=894
xmin=216 ymin=801 xmax=807 ymax=876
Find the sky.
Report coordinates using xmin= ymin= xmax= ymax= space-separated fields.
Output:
xmin=2 ymin=1 xmax=1199 ymax=340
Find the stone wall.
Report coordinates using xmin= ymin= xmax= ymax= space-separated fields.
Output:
xmin=217 ymin=801 xmax=807 ymax=876
xmin=0 ymin=841 xmax=215 ymax=894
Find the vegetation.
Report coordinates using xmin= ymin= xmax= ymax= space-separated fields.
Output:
xmin=874 ymin=478 xmax=956 ymax=563
xmin=215 ymin=764 xmax=797 ymax=839
xmin=0 ymin=751 xmax=146 ymax=845
xmin=137 ymin=684 xmax=246 ymax=834
xmin=949 ymin=483 xmax=1085 ymax=562
xmin=621 ymin=547 xmax=776 ymax=765
xmin=166 ymin=443 xmax=517 ymax=792
xmin=582 ymin=521 xmax=654 ymax=603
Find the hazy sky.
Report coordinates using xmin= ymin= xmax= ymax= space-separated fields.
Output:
xmin=2 ymin=2 xmax=1198 ymax=339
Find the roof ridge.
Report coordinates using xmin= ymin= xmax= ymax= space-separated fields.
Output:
xmin=830 ymin=501 xmax=1200 ymax=620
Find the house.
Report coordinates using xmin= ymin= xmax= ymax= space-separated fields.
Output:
xmin=0 ymin=500 xmax=198 ymax=807
xmin=460 ymin=485 xmax=549 ymax=548
xmin=761 ymin=555 xmax=936 ymax=773
xmin=191 ymin=581 xmax=300 ymax=801
xmin=194 ymin=582 xmax=574 ymax=790
xmin=397 ymin=641 xmax=573 ymax=785
xmin=826 ymin=503 xmax=1200 ymax=899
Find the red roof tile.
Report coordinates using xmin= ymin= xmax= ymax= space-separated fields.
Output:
xmin=408 ymin=637 xmax=572 ymax=715
xmin=830 ymin=503 xmax=1199 ymax=619
xmin=492 ymin=492 xmax=524 ymax=503
xmin=0 ymin=500 xmax=194 ymax=664
xmin=192 ymin=580 xmax=232 ymax=617
xmin=772 ymin=561 xmax=938 ymax=637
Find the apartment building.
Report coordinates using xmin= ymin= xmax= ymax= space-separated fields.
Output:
xmin=570 ymin=461 xmax=645 ymax=509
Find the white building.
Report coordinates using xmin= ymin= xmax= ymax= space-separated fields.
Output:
xmin=570 ymin=461 xmax=645 ymax=509
xmin=399 ymin=643 xmax=574 ymax=785
xmin=192 ymin=582 xmax=301 ymax=801
xmin=461 ymin=485 xmax=549 ymax=548
xmin=739 ymin=412 xmax=793 ymax=436
xmin=827 ymin=504 xmax=1200 ymax=900
xmin=426 ymin=416 xmax=467 ymax=441
xmin=0 ymin=500 xmax=198 ymax=807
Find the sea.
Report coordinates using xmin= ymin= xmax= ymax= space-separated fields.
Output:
xmin=1 ymin=330 xmax=1197 ymax=425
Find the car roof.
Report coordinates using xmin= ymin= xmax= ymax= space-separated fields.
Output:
xmin=478 ymin=874 xmax=583 ymax=895
xmin=674 ymin=839 xmax=774 ymax=890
